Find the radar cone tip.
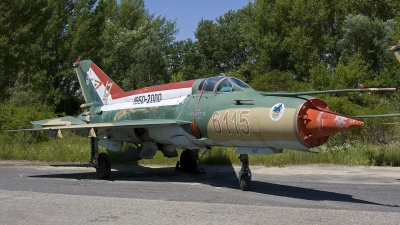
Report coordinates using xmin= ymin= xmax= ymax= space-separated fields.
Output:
xmin=306 ymin=110 xmax=364 ymax=138
xmin=297 ymin=99 xmax=365 ymax=148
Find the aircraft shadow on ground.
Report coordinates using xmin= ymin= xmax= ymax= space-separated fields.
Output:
xmin=250 ymin=181 xmax=398 ymax=208
xmin=29 ymin=163 xmax=398 ymax=208
xmin=50 ymin=164 xmax=93 ymax=168
xmin=30 ymin=163 xmax=240 ymax=190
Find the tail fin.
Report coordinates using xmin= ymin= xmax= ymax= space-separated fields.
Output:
xmin=389 ymin=41 xmax=400 ymax=63
xmin=73 ymin=58 xmax=124 ymax=108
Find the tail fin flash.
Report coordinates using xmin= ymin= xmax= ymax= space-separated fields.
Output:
xmin=389 ymin=41 xmax=400 ymax=63
xmin=73 ymin=59 xmax=124 ymax=108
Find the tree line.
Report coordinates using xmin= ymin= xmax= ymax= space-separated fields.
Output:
xmin=1 ymin=0 xmax=400 ymax=142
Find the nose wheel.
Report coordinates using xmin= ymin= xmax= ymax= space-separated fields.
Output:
xmin=238 ymin=154 xmax=251 ymax=191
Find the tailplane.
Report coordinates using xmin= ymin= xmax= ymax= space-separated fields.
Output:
xmin=389 ymin=41 xmax=400 ymax=63
xmin=73 ymin=58 xmax=124 ymax=108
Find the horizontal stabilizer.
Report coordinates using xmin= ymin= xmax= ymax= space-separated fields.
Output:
xmin=8 ymin=116 xmax=87 ymax=132
xmin=31 ymin=116 xmax=87 ymax=128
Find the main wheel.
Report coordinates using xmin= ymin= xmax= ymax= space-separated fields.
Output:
xmin=240 ymin=174 xmax=251 ymax=191
xmin=96 ymin=153 xmax=111 ymax=179
xmin=179 ymin=150 xmax=197 ymax=172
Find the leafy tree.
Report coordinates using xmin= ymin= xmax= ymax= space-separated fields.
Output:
xmin=7 ymin=71 xmax=43 ymax=107
xmin=66 ymin=0 xmax=108 ymax=63
xmin=249 ymin=70 xmax=297 ymax=92
xmin=194 ymin=5 xmax=253 ymax=78
xmin=169 ymin=39 xmax=205 ymax=81
xmin=331 ymin=53 xmax=367 ymax=90
xmin=0 ymin=0 xmax=75 ymax=114
xmin=308 ymin=61 xmax=333 ymax=90
xmin=126 ymin=18 xmax=177 ymax=89
xmin=335 ymin=0 xmax=400 ymax=21
xmin=0 ymin=0 xmax=53 ymax=101
xmin=337 ymin=14 xmax=396 ymax=72
xmin=100 ymin=1 xmax=177 ymax=90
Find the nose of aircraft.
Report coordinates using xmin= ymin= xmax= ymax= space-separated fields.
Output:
xmin=304 ymin=108 xmax=364 ymax=137
xmin=297 ymin=99 xmax=364 ymax=148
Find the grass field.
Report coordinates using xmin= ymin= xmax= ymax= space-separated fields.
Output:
xmin=1 ymin=132 xmax=400 ymax=167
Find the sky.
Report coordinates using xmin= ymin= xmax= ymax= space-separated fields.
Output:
xmin=143 ymin=0 xmax=253 ymax=41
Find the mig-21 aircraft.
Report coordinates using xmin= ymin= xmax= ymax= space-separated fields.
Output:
xmin=11 ymin=58 xmax=396 ymax=191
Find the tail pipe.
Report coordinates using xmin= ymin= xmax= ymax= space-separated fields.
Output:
xmin=297 ymin=99 xmax=364 ymax=148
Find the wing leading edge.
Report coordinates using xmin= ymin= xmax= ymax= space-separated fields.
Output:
xmin=10 ymin=117 xmax=191 ymax=138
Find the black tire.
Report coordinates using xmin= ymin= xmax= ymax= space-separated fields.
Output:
xmin=96 ymin=153 xmax=111 ymax=179
xmin=180 ymin=150 xmax=197 ymax=172
xmin=240 ymin=174 xmax=251 ymax=191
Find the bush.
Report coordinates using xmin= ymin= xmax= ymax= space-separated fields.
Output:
xmin=0 ymin=103 xmax=59 ymax=151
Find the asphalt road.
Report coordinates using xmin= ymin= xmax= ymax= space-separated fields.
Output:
xmin=0 ymin=161 xmax=399 ymax=224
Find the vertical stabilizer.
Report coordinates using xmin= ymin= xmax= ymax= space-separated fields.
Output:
xmin=73 ymin=59 xmax=125 ymax=108
xmin=389 ymin=41 xmax=400 ymax=63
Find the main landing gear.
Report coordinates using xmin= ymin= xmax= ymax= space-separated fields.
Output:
xmin=177 ymin=150 xmax=251 ymax=191
xmin=176 ymin=149 xmax=206 ymax=173
xmin=238 ymin=154 xmax=251 ymax=191
xmin=89 ymin=137 xmax=111 ymax=179
xmin=87 ymin=139 xmax=251 ymax=191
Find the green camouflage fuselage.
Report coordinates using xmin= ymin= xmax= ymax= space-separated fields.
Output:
xmin=83 ymin=79 xmax=315 ymax=152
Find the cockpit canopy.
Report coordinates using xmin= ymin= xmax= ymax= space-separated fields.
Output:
xmin=196 ymin=76 xmax=252 ymax=93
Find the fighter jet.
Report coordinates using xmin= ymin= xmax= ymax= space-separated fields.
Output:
xmin=12 ymin=58 xmax=396 ymax=191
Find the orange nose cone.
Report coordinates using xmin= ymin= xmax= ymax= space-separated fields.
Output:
xmin=304 ymin=109 xmax=364 ymax=138
xmin=297 ymin=99 xmax=364 ymax=148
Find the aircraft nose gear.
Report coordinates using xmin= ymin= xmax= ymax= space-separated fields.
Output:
xmin=176 ymin=149 xmax=206 ymax=173
xmin=238 ymin=154 xmax=251 ymax=191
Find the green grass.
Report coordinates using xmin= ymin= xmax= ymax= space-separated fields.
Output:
xmin=0 ymin=132 xmax=89 ymax=162
xmin=1 ymin=132 xmax=400 ymax=167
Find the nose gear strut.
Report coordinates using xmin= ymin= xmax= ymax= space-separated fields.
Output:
xmin=238 ymin=154 xmax=251 ymax=191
